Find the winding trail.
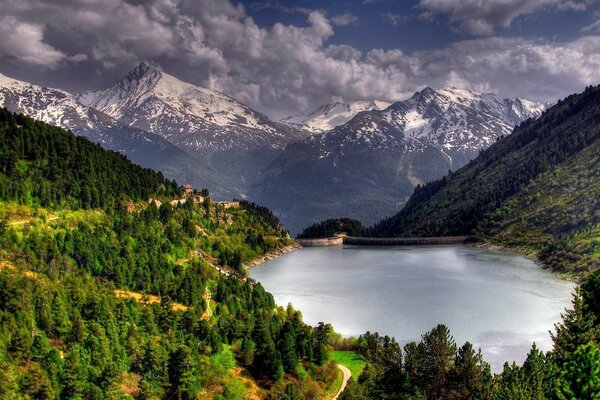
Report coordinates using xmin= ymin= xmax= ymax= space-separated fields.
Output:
xmin=200 ymin=288 xmax=212 ymax=321
xmin=333 ymin=364 xmax=351 ymax=400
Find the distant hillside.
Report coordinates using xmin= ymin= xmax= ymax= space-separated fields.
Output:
xmin=0 ymin=107 xmax=179 ymax=209
xmin=373 ymin=85 xmax=600 ymax=277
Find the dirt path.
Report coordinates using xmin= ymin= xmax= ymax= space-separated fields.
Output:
xmin=9 ymin=216 xmax=59 ymax=225
xmin=333 ymin=364 xmax=351 ymax=400
xmin=200 ymin=288 xmax=212 ymax=321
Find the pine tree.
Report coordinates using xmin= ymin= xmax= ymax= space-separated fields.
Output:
xmin=419 ymin=324 xmax=457 ymax=399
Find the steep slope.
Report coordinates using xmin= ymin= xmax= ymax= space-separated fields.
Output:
xmin=373 ymin=85 xmax=600 ymax=276
xmin=280 ymin=99 xmax=391 ymax=133
xmin=251 ymin=87 xmax=544 ymax=234
xmin=0 ymin=72 xmax=238 ymax=198
xmin=78 ymin=63 xmax=307 ymax=186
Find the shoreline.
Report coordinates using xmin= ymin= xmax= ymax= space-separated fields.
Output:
xmin=243 ymin=241 xmax=302 ymax=269
xmin=471 ymin=240 xmax=580 ymax=283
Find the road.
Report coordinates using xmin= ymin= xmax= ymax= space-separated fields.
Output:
xmin=333 ymin=364 xmax=351 ymax=400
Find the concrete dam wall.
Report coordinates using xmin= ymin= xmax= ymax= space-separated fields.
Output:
xmin=296 ymin=235 xmax=475 ymax=247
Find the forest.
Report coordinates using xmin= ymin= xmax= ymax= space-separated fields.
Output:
xmin=0 ymin=109 xmax=340 ymax=399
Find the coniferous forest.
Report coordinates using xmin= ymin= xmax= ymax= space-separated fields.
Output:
xmin=0 ymin=109 xmax=339 ymax=399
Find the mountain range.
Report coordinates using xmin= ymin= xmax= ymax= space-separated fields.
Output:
xmin=251 ymin=87 xmax=545 ymax=233
xmin=0 ymin=63 xmax=544 ymax=231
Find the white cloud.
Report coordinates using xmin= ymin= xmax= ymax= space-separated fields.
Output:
xmin=582 ymin=19 xmax=600 ymax=32
xmin=381 ymin=12 xmax=410 ymax=26
xmin=0 ymin=16 xmax=66 ymax=67
xmin=331 ymin=13 xmax=358 ymax=26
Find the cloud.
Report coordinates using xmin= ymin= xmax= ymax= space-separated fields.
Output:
xmin=0 ymin=16 xmax=66 ymax=67
xmin=249 ymin=1 xmax=313 ymax=15
xmin=582 ymin=19 xmax=600 ymax=32
xmin=381 ymin=12 xmax=410 ymax=26
xmin=0 ymin=0 xmax=599 ymax=119
xmin=331 ymin=13 xmax=358 ymax=26
xmin=419 ymin=0 xmax=590 ymax=35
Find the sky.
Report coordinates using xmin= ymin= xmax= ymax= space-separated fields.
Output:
xmin=0 ymin=0 xmax=599 ymax=119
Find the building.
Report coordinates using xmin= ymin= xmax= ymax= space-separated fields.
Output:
xmin=217 ymin=201 xmax=240 ymax=209
xmin=148 ymin=198 xmax=162 ymax=208
xmin=183 ymin=184 xmax=193 ymax=196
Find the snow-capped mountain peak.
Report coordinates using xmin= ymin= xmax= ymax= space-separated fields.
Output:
xmin=312 ymin=86 xmax=546 ymax=160
xmin=78 ymin=62 xmax=275 ymax=131
xmin=281 ymin=99 xmax=391 ymax=133
xmin=76 ymin=63 xmax=307 ymax=186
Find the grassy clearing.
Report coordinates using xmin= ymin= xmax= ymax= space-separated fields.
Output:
xmin=331 ymin=351 xmax=367 ymax=379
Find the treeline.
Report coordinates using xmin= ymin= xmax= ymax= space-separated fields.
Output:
xmin=0 ymin=108 xmax=179 ymax=209
xmin=297 ymin=218 xmax=367 ymax=239
xmin=373 ymin=84 xmax=600 ymax=238
xmin=340 ymin=274 xmax=600 ymax=399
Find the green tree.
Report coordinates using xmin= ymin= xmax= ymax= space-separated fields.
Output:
xmin=557 ymin=342 xmax=600 ymax=400
xmin=449 ymin=342 xmax=491 ymax=400
xmin=419 ymin=324 xmax=456 ymax=400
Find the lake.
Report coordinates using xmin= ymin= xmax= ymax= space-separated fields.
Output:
xmin=249 ymin=245 xmax=575 ymax=372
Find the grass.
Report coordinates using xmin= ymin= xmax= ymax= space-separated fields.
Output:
xmin=331 ymin=351 xmax=367 ymax=379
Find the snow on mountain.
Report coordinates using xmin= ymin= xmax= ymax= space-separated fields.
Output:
xmin=0 ymin=72 xmax=109 ymax=136
xmin=315 ymin=87 xmax=546 ymax=161
xmin=76 ymin=63 xmax=307 ymax=186
xmin=280 ymin=100 xmax=391 ymax=133
xmin=77 ymin=63 xmax=306 ymax=153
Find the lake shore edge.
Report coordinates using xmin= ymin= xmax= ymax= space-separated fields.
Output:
xmin=471 ymin=241 xmax=580 ymax=283
xmin=243 ymin=241 xmax=303 ymax=269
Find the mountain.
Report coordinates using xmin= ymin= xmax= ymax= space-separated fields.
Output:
xmin=373 ymin=84 xmax=600 ymax=277
xmin=0 ymin=72 xmax=238 ymax=198
xmin=78 ymin=63 xmax=307 ymax=187
xmin=250 ymin=87 xmax=545 ymax=234
xmin=281 ymin=99 xmax=391 ymax=133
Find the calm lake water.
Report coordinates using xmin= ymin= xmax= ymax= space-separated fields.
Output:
xmin=249 ymin=245 xmax=575 ymax=372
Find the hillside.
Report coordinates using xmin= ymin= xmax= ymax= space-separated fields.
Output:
xmin=251 ymin=87 xmax=543 ymax=234
xmin=0 ymin=109 xmax=341 ymax=399
xmin=373 ymin=85 xmax=600 ymax=277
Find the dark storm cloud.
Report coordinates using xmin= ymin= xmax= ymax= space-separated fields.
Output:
xmin=0 ymin=0 xmax=599 ymax=119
